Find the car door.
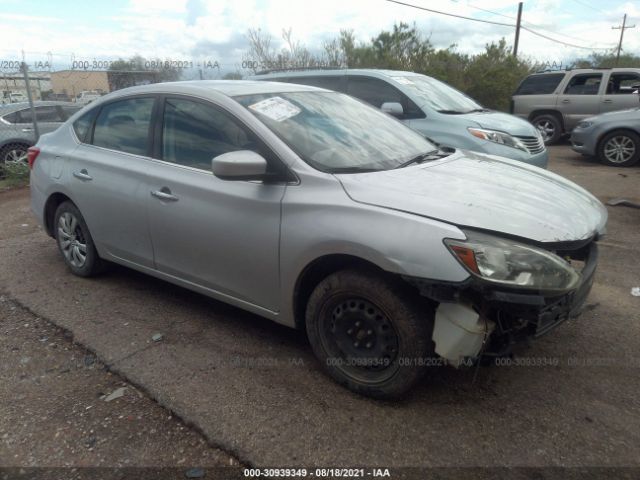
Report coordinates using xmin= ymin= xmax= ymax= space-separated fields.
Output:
xmin=66 ymin=95 xmax=157 ymax=268
xmin=146 ymin=96 xmax=285 ymax=311
xmin=556 ymin=72 xmax=604 ymax=131
xmin=600 ymin=71 xmax=640 ymax=113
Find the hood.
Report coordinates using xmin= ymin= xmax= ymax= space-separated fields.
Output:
xmin=337 ymin=150 xmax=607 ymax=243
xmin=586 ymin=107 xmax=640 ymax=124
xmin=460 ymin=110 xmax=538 ymax=137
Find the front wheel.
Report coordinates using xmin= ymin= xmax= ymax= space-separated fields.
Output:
xmin=598 ymin=130 xmax=640 ymax=167
xmin=54 ymin=201 xmax=105 ymax=277
xmin=305 ymin=269 xmax=435 ymax=399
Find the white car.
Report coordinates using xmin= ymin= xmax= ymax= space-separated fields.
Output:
xmin=75 ymin=91 xmax=102 ymax=105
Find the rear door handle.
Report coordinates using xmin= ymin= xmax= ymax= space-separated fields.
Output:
xmin=73 ymin=169 xmax=92 ymax=181
xmin=561 ymin=99 xmax=570 ymax=103
xmin=21 ymin=128 xmax=34 ymax=132
xmin=603 ymin=99 xmax=613 ymax=103
xmin=151 ymin=188 xmax=179 ymax=202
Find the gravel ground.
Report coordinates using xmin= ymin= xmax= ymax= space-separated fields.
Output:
xmin=0 ymin=295 xmax=241 ymax=476
xmin=0 ymin=146 xmax=638 ymax=477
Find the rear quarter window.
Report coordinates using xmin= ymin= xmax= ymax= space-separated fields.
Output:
xmin=514 ymin=74 xmax=565 ymax=95
xmin=72 ymin=108 xmax=99 ymax=143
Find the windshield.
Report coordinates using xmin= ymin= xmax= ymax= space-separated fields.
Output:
xmin=235 ymin=91 xmax=437 ymax=172
xmin=392 ymin=76 xmax=483 ymax=113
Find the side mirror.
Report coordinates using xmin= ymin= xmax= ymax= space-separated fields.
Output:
xmin=212 ymin=150 xmax=268 ymax=181
xmin=381 ymin=102 xmax=404 ymax=117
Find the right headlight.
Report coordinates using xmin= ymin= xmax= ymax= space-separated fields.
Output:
xmin=575 ymin=121 xmax=594 ymax=129
xmin=444 ymin=230 xmax=581 ymax=293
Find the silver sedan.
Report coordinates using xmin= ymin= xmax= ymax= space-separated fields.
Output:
xmin=30 ymin=81 xmax=606 ymax=398
xmin=571 ymin=107 xmax=640 ymax=167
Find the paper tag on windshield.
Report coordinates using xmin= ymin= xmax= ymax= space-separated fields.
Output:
xmin=393 ymin=77 xmax=414 ymax=85
xmin=248 ymin=96 xmax=301 ymax=122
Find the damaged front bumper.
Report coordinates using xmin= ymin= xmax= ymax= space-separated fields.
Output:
xmin=405 ymin=240 xmax=599 ymax=364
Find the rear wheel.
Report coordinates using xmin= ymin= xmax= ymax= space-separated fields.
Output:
xmin=0 ymin=142 xmax=30 ymax=165
xmin=305 ymin=269 xmax=435 ymax=399
xmin=598 ymin=130 xmax=640 ymax=167
xmin=531 ymin=114 xmax=562 ymax=144
xmin=54 ymin=201 xmax=105 ymax=277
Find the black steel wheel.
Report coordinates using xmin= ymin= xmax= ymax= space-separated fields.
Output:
xmin=306 ymin=268 xmax=435 ymax=399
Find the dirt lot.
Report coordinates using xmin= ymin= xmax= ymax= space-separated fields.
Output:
xmin=0 ymin=146 xmax=639 ymax=475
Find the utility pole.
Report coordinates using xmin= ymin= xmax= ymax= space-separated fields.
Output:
xmin=20 ymin=62 xmax=40 ymax=142
xmin=513 ymin=2 xmax=523 ymax=58
xmin=613 ymin=14 xmax=636 ymax=66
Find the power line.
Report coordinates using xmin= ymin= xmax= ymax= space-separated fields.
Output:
xmin=569 ymin=0 xmax=609 ymax=15
xmin=520 ymin=25 xmax=613 ymax=50
xmin=385 ymin=0 xmax=616 ymax=51
xmin=384 ymin=0 xmax=515 ymax=27
xmin=451 ymin=0 xmax=616 ymax=48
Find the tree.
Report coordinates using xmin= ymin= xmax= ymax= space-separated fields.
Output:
xmin=464 ymin=39 xmax=536 ymax=111
xmin=108 ymin=55 xmax=180 ymax=91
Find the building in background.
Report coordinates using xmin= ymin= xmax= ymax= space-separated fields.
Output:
xmin=0 ymin=72 xmax=52 ymax=103
xmin=50 ymin=70 xmax=161 ymax=101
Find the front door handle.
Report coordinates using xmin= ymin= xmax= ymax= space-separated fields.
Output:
xmin=603 ymin=99 xmax=613 ymax=103
xmin=73 ymin=169 xmax=93 ymax=181
xmin=151 ymin=188 xmax=179 ymax=202
xmin=22 ymin=128 xmax=34 ymax=132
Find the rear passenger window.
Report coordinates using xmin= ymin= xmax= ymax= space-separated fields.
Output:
xmin=73 ymin=108 xmax=99 ymax=143
xmin=515 ymin=74 xmax=564 ymax=95
xmin=564 ymin=74 xmax=603 ymax=95
xmin=161 ymin=98 xmax=264 ymax=170
xmin=34 ymin=106 xmax=64 ymax=122
xmin=92 ymin=97 xmax=155 ymax=155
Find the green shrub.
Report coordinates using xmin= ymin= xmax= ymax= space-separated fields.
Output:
xmin=0 ymin=161 xmax=30 ymax=188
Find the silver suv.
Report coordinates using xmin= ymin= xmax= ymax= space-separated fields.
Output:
xmin=30 ymin=81 xmax=606 ymax=398
xmin=512 ymin=68 xmax=640 ymax=144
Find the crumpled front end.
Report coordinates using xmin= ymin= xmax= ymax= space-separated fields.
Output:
xmin=405 ymin=236 xmax=599 ymax=365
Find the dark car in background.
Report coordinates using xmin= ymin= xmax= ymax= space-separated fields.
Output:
xmin=0 ymin=101 xmax=81 ymax=165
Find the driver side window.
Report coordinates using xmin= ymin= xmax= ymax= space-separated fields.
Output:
xmin=161 ymin=98 xmax=262 ymax=170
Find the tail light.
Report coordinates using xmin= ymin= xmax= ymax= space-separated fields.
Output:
xmin=27 ymin=146 xmax=40 ymax=170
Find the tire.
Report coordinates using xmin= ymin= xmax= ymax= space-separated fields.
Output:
xmin=0 ymin=142 xmax=30 ymax=165
xmin=305 ymin=269 xmax=435 ymax=399
xmin=54 ymin=201 xmax=105 ymax=277
xmin=531 ymin=114 xmax=562 ymax=145
xmin=597 ymin=130 xmax=640 ymax=167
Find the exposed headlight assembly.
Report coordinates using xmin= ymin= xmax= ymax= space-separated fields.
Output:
xmin=445 ymin=231 xmax=581 ymax=293
xmin=467 ymin=128 xmax=528 ymax=152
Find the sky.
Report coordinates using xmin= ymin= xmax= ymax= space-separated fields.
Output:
xmin=1 ymin=0 xmax=639 ymax=76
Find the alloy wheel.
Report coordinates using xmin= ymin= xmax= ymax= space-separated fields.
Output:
xmin=603 ymin=135 xmax=636 ymax=164
xmin=3 ymin=147 xmax=28 ymax=164
xmin=535 ymin=120 xmax=555 ymax=142
xmin=57 ymin=212 xmax=87 ymax=268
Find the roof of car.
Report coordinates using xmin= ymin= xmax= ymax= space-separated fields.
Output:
xmin=108 ymin=80 xmax=327 ymax=99
xmin=532 ymin=67 xmax=640 ymax=75
xmin=251 ymin=69 xmax=422 ymax=79
xmin=0 ymin=101 xmax=78 ymax=112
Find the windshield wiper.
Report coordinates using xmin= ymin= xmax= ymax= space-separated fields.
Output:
xmin=466 ymin=108 xmax=490 ymax=113
xmin=329 ymin=166 xmax=382 ymax=174
xmin=437 ymin=109 xmax=466 ymax=114
xmin=394 ymin=149 xmax=451 ymax=169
